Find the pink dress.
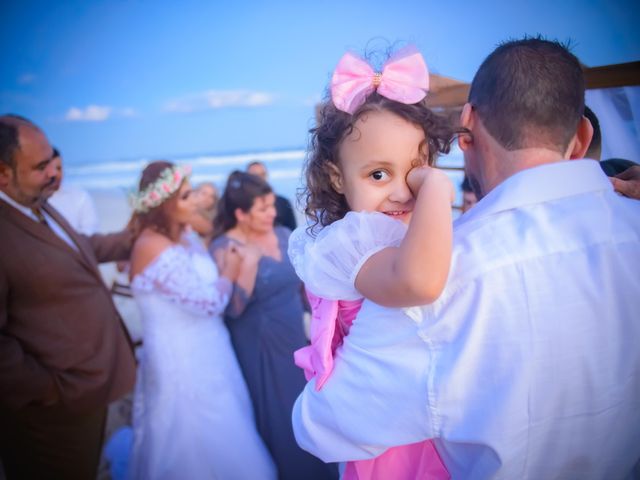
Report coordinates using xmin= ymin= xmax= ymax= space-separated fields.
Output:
xmin=290 ymin=212 xmax=450 ymax=480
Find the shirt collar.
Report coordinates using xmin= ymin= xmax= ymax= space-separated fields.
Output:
xmin=0 ymin=190 xmax=36 ymax=219
xmin=455 ymin=159 xmax=612 ymax=228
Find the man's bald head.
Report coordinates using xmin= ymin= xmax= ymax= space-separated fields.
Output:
xmin=0 ymin=115 xmax=42 ymax=169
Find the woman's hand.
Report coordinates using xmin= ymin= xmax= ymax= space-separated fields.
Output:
xmin=234 ymin=243 xmax=262 ymax=268
xmin=406 ymin=166 xmax=455 ymax=204
xmin=219 ymin=244 xmax=242 ymax=282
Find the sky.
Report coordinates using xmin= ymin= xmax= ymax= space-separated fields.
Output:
xmin=1 ymin=0 xmax=639 ymax=165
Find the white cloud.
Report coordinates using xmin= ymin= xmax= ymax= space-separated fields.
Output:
xmin=64 ymin=105 xmax=137 ymax=122
xmin=302 ymin=93 xmax=323 ymax=107
xmin=65 ymin=105 xmax=112 ymax=122
xmin=164 ymin=90 xmax=275 ymax=113
xmin=120 ymin=107 xmax=137 ymax=118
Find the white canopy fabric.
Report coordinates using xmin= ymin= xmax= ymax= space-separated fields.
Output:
xmin=583 ymin=86 xmax=639 ymax=162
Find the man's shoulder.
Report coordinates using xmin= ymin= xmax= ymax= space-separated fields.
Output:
xmin=449 ymin=189 xmax=640 ymax=289
xmin=0 ymin=200 xmax=31 ymax=235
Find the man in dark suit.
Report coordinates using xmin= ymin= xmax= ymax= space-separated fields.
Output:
xmin=0 ymin=115 xmax=136 ymax=479
xmin=247 ymin=160 xmax=297 ymax=231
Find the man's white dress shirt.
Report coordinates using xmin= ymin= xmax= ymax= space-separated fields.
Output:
xmin=48 ymin=184 xmax=99 ymax=235
xmin=292 ymin=160 xmax=640 ymax=479
xmin=0 ymin=190 xmax=78 ymax=251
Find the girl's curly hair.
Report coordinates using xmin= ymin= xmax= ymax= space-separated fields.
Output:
xmin=301 ymin=91 xmax=457 ymax=232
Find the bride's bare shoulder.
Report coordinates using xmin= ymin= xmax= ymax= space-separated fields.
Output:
xmin=130 ymin=229 xmax=175 ymax=279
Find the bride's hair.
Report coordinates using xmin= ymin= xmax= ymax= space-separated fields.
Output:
xmin=130 ymin=160 xmax=184 ymax=239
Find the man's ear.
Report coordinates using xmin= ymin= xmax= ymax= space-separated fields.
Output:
xmin=0 ymin=163 xmax=12 ymax=188
xmin=458 ymin=103 xmax=474 ymax=152
xmin=566 ymin=115 xmax=594 ymax=160
xmin=328 ymin=162 xmax=344 ymax=194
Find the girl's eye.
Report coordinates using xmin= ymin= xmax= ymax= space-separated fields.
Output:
xmin=370 ymin=170 xmax=389 ymax=181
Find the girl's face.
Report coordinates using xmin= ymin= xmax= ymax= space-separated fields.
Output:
xmin=334 ymin=109 xmax=425 ymax=224
xmin=237 ymin=193 xmax=277 ymax=234
xmin=165 ymin=180 xmax=197 ymax=225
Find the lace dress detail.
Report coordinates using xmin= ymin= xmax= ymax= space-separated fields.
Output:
xmin=128 ymin=235 xmax=276 ymax=479
xmin=131 ymin=243 xmax=232 ymax=317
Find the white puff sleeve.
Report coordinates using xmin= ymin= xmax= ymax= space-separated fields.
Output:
xmin=288 ymin=211 xmax=407 ymax=300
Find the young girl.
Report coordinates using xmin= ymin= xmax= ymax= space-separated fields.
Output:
xmin=288 ymin=46 xmax=456 ymax=479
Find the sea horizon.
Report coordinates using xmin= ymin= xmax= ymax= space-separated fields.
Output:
xmin=66 ymin=145 xmax=466 ymax=234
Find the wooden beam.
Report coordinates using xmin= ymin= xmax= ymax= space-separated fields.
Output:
xmin=583 ymin=62 xmax=640 ymax=89
xmin=426 ymin=84 xmax=469 ymax=109
xmin=315 ymin=62 xmax=640 ymax=120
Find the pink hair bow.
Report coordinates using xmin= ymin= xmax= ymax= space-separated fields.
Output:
xmin=331 ymin=46 xmax=430 ymax=114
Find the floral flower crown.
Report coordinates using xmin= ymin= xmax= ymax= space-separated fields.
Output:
xmin=130 ymin=164 xmax=191 ymax=213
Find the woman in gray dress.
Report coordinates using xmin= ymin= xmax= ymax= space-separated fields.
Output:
xmin=209 ymin=171 xmax=336 ymax=480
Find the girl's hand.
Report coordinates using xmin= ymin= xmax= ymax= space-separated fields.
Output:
xmin=407 ymin=166 xmax=455 ymax=204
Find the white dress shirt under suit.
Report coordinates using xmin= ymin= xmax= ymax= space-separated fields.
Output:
xmin=48 ymin=183 xmax=99 ymax=235
xmin=0 ymin=191 xmax=78 ymax=251
xmin=292 ymin=160 xmax=640 ymax=479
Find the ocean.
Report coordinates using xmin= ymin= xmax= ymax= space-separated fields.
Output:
xmin=65 ymin=145 xmax=466 ymax=233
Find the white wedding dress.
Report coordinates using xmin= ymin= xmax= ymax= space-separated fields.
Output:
xmin=128 ymin=233 xmax=276 ymax=479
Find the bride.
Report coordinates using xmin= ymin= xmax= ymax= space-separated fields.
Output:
xmin=127 ymin=161 xmax=276 ymax=479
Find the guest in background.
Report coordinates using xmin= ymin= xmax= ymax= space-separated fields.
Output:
xmin=0 ymin=115 xmax=136 ymax=479
xmin=583 ymin=106 xmax=602 ymax=160
xmin=48 ymin=147 xmax=100 ymax=234
xmin=210 ymin=171 xmax=336 ymax=480
xmin=585 ymin=106 xmax=640 ymax=199
xmin=189 ymin=181 xmax=219 ymax=243
xmin=247 ymin=160 xmax=297 ymax=231
xmin=610 ymin=163 xmax=640 ymax=199
xmin=194 ymin=181 xmax=219 ymax=219
xmin=461 ymin=175 xmax=478 ymax=213
xmin=599 ymin=158 xmax=638 ymax=177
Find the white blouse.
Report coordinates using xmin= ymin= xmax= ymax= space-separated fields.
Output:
xmin=288 ymin=211 xmax=407 ymax=301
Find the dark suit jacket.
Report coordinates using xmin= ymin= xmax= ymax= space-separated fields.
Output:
xmin=0 ymin=200 xmax=136 ymax=414
xmin=275 ymin=194 xmax=297 ymax=232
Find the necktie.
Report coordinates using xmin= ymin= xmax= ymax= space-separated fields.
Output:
xmin=31 ymin=207 xmax=49 ymax=227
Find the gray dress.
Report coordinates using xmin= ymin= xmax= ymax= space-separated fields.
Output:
xmin=210 ymin=226 xmax=337 ymax=480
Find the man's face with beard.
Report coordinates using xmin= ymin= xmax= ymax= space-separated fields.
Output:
xmin=0 ymin=123 xmax=57 ymax=208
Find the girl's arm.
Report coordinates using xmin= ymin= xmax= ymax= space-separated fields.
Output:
xmin=355 ymin=166 xmax=453 ymax=307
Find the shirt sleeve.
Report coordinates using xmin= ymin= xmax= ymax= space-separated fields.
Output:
xmin=288 ymin=211 xmax=407 ymax=300
xmin=291 ymin=302 xmax=436 ymax=462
